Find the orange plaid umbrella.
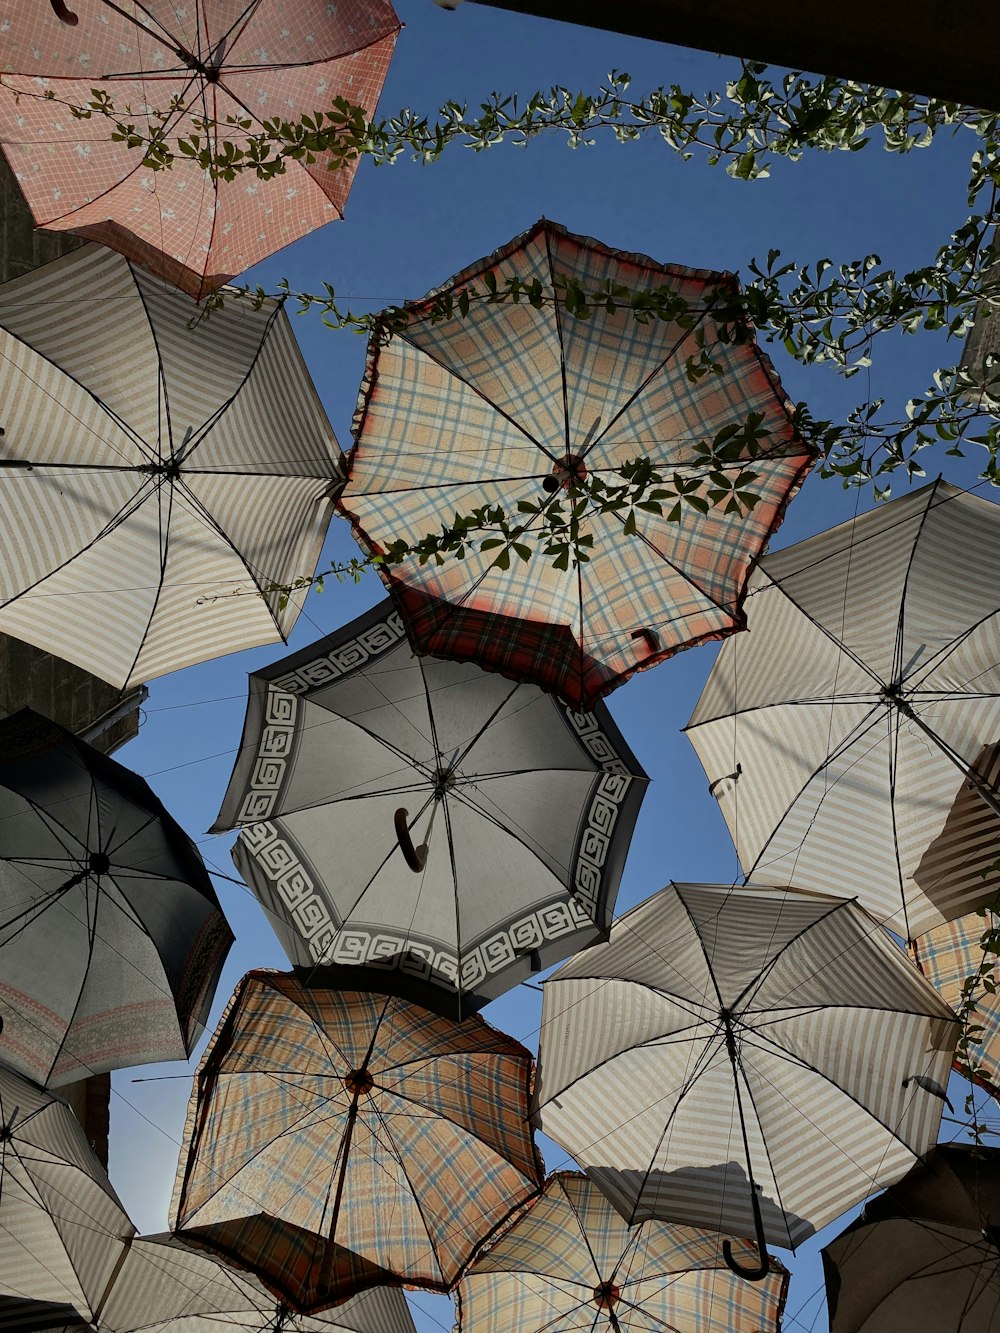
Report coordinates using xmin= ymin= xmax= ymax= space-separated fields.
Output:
xmin=172 ymin=969 xmax=544 ymax=1312
xmin=0 ymin=0 xmax=399 ymax=297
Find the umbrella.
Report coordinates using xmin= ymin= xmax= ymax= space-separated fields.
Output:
xmin=822 ymin=1144 xmax=1000 ymax=1332
xmin=685 ymin=479 xmax=1000 ymax=940
xmin=171 ymin=968 xmax=545 ymax=1311
xmin=0 ymin=1061 xmax=134 ymax=1323
xmin=340 ymin=218 xmax=815 ymax=711
xmin=0 ymin=707 xmax=232 ymax=1087
xmin=0 ymin=242 xmax=342 ymax=689
xmin=213 ymin=598 xmax=647 ymax=1016
xmin=532 ymin=882 xmax=957 ymax=1279
xmin=456 ymin=1171 xmax=789 ymax=1332
xmin=89 ymin=1233 xmax=418 ymax=1331
xmin=912 ymin=911 xmax=1000 ymax=1099
xmin=0 ymin=0 xmax=400 ymax=299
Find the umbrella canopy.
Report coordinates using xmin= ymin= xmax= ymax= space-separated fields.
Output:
xmin=912 ymin=911 xmax=1000 ymax=1099
xmin=0 ymin=708 xmax=232 ymax=1087
xmin=0 ymin=0 xmax=400 ymax=299
xmin=823 ymin=1144 xmax=1000 ymax=1332
xmin=0 ymin=1061 xmax=134 ymax=1323
xmin=90 ymin=1234 xmax=418 ymax=1331
xmin=213 ymin=598 xmax=647 ymax=1016
xmin=171 ymin=969 xmax=545 ymax=1311
xmin=456 ymin=1171 xmax=789 ymax=1332
xmin=686 ymin=479 xmax=1000 ymax=940
xmin=532 ymin=882 xmax=957 ymax=1271
xmin=340 ymin=218 xmax=815 ymax=711
xmin=0 ymin=243 xmax=342 ymax=689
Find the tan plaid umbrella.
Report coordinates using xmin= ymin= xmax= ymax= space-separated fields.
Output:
xmin=0 ymin=0 xmax=399 ymax=298
xmin=171 ymin=969 xmax=544 ymax=1312
xmin=341 ymin=219 xmax=815 ymax=711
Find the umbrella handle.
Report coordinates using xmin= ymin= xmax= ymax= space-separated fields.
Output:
xmin=722 ymin=1183 xmax=771 ymax=1282
xmin=394 ymin=808 xmax=428 ymax=873
xmin=48 ymin=0 xmax=79 ymax=24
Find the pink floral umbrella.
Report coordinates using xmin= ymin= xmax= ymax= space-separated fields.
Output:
xmin=0 ymin=0 xmax=400 ymax=298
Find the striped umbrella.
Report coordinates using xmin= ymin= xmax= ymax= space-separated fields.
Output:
xmin=88 ymin=1234 xmax=418 ymax=1331
xmin=456 ymin=1171 xmax=789 ymax=1332
xmin=171 ymin=969 xmax=544 ymax=1312
xmin=212 ymin=598 xmax=647 ymax=1017
xmin=0 ymin=708 xmax=232 ymax=1088
xmin=686 ymin=479 xmax=1000 ymax=940
xmin=0 ymin=242 xmax=341 ymax=690
xmin=532 ymin=883 xmax=957 ymax=1279
xmin=0 ymin=1061 xmax=134 ymax=1324
xmin=340 ymin=218 xmax=815 ymax=712
xmin=0 ymin=0 xmax=400 ymax=299
xmin=822 ymin=1144 xmax=1000 ymax=1332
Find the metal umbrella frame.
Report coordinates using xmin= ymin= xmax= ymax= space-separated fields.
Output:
xmin=532 ymin=882 xmax=957 ymax=1280
xmin=213 ymin=598 xmax=647 ymax=1017
xmin=340 ymin=218 xmax=816 ymax=712
xmin=456 ymin=1171 xmax=790 ymax=1332
xmin=686 ymin=479 xmax=1000 ymax=941
xmin=0 ymin=243 xmax=342 ymax=690
xmin=172 ymin=969 xmax=545 ymax=1312
xmin=0 ymin=708 xmax=232 ymax=1087
xmin=0 ymin=0 xmax=400 ymax=298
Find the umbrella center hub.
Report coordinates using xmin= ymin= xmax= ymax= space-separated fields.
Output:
xmin=879 ymin=682 xmax=914 ymax=717
xmin=432 ymin=767 xmax=456 ymax=799
xmin=88 ymin=851 xmax=111 ymax=876
xmin=139 ymin=458 xmax=183 ymax=480
xmin=344 ymin=1068 xmax=374 ymax=1097
xmin=593 ymin=1281 xmax=621 ymax=1309
xmin=176 ymin=46 xmax=221 ymax=81
xmin=542 ymin=452 xmax=587 ymax=494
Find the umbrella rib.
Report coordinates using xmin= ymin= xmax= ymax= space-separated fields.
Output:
xmin=116 ymin=476 xmax=173 ymax=689
xmin=890 ymin=477 xmax=940 ymax=686
xmin=441 ymin=780 xmax=574 ymax=883
xmin=375 ymin=1078 xmax=535 ymax=1174
xmin=887 ymin=705 xmax=913 ymax=942
xmin=44 ymin=880 xmax=101 ymax=1085
xmin=543 ymin=225 xmax=571 ymax=459
xmin=617 ymin=519 xmax=742 ymax=621
xmin=319 ymin=790 xmax=436 ymax=928
xmin=731 ymin=896 xmax=856 ymax=1014
xmin=763 ymin=577 xmax=885 ymax=689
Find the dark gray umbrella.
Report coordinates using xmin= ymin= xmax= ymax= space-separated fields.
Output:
xmin=0 ymin=709 xmax=233 ymax=1086
xmin=823 ymin=1144 xmax=1000 ymax=1332
xmin=212 ymin=599 xmax=647 ymax=1016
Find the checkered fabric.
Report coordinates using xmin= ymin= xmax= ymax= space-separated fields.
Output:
xmin=172 ymin=969 xmax=544 ymax=1313
xmin=342 ymin=219 xmax=815 ymax=710
xmin=456 ymin=1172 xmax=789 ymax=1332
xmin=0 ymin=1 xmax=399 ymax=297
xmin=912 ymin=913 xmax=1000 ymax=1098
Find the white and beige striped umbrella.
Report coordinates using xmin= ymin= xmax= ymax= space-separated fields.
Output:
xmin=686 ymin=479 xmax=1000 ymax=940
xmin=0 ymin=1062 xmax=134 ymax=1323
xmin=0 ymin=243 xmax=342 ymax=689
xmin=533 ymin=883 xmax=957 ymax=1272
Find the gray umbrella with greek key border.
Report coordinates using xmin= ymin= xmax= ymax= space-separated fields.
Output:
xmin=212 ymin=599 xmax=648 ymax=1016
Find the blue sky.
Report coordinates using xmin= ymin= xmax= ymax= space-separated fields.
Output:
xmin=98 ymin=4 xmax=993 ymax=1330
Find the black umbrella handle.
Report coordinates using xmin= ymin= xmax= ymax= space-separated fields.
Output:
xmin=394 ymin=808 xmax=428 ymax=873
xmin=49 ymin=0 xmax=80 ymax=24
xmin=722 ymin=1181 xmax=771 ymax=1281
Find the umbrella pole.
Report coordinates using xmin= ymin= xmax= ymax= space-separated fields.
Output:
xmin=720 ymin=1011 xmax=771 ymax=1282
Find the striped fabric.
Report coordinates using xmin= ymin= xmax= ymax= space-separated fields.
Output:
xmin=172 ymin=970 xmax=544 ymax=1312
xmin=94 ymin=1234 xmax=417 ymax=1331
xmin=457 ymin=1171 xmax=788 ymax=1332
xmin=912 ymin=911 xmax=1000 ymax=1097
xmin=533 ymin=883 xmax=957 ymax=1250
xmin=341 ymin=219 xmax=815 ymax=711
xmin=0 ymin=244 xmax=342 ymax=689
xmin=686 ymin=479 xmax=1000 ymax=940
xmin=213 ymin=598 xmax=647 ymax=1015
xmin=0 ymin=0 xmax=400 ymax=299
xmin=0 ymin=1062 xmax=134 ymax=1322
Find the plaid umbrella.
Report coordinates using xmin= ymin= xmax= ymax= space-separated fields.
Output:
xmin=171 ymin=969 xmax=545 ymax=1312
xmin=822 ymin=1144 xmax=1000 ymax=1332
xmin=89 ymin=1234 xmax=418 ymax=1331
xmin=340 ymin=218 xmax=815 ymax=711
xmin=533 ymin=883 xmax=957 ymax=1279
xmin=456 ymin=1171 xmax=789 ymax=1331
xmin=0 ymin=708 xmax=232 ymax=1087
xmin=0 ymin=243 xmax=341 ymax=689
xmin=0 ymin=0 xmax=400 ymax=298
xmin=686 ymin=479 xmax=1000 ymax=940
xmin=0 ymin=1061 xmax=134 ymax=1324
xmin=212 ymin=598 xmax=647 ymax=1017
